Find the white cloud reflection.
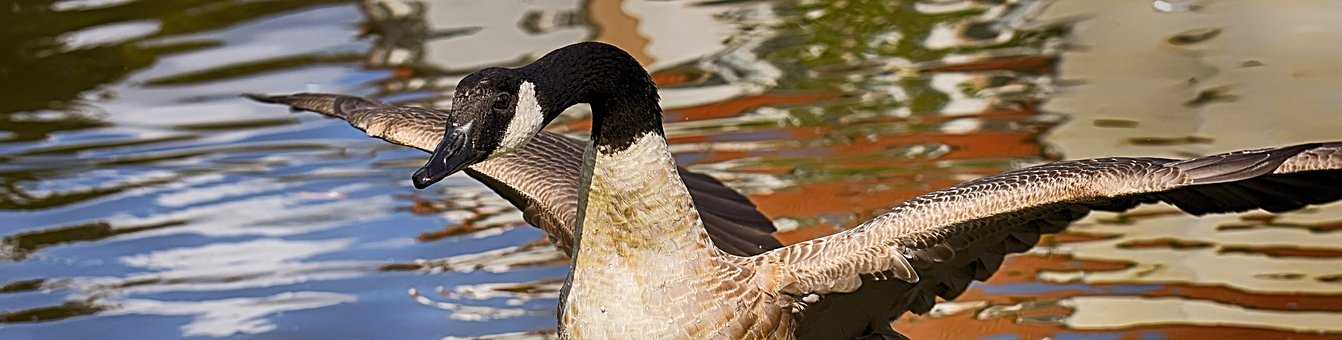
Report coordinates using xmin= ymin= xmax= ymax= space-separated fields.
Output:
xmin=112 ymin=291 xmax=356 ymax=337
xmin=60 ymin=21 xmax=160 ymax=50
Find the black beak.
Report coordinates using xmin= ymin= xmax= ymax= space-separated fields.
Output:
xmin=412 ymin=125 xmax=485 ymax=189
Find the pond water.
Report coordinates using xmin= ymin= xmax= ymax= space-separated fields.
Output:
xmin=2 ymin=0 xmax=1340 ymax=339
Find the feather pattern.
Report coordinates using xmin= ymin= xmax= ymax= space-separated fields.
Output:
xmin=243 ymin=93 xmax=779 ymax=256
xmin=560 ymin=132 xmax=792 ymax=338
xmin=246 ymin=92 xmax=1342 ymax=339
xmin=769 ymin=142 xmax=1342 ymax=338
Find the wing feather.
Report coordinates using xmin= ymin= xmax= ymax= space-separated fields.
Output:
xmin=772 ymin=142 xmax=1342 ymax=339
xmin=245 ymin=93 xmax=780 ymax=256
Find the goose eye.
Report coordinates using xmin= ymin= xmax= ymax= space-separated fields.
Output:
xmin=493 ymin=93 xmax=512 ymax=111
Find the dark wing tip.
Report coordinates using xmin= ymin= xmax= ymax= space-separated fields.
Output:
xmin=677 ymin=168 xmax=782 ymax=255
xmin=1176 ymin=142 xmax=1323 ymax=185
xmin=242 ymin=92 xmax=315 ymax=113
xmin=243 ymin=93 xmax=313 ymax=114
xmin=241 ymin=92 xmax=384 ymax=120
xmin=680 ymin=169 xmax=777 ymax=232
xmin=241 ymin=93 xmax=285 ymax=104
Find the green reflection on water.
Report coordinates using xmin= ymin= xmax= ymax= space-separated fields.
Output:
xmin=0 ymin=0 xmax=351 ymax=115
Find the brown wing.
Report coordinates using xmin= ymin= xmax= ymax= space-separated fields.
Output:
xmin=244 ymin=93 xmax=780 ymax=256
xmin=764 ymin=142 xmax=1342 ymax=339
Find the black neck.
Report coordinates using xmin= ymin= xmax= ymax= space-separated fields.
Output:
xmin=519 ymin=42 xmax=663 ymax=153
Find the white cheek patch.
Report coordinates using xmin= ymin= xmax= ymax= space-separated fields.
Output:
xmin=493 ymin=80 xmax=545 ymax=158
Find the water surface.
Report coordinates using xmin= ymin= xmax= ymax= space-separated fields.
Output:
xmin=2 ymin=0 xmax=1340 ymax=339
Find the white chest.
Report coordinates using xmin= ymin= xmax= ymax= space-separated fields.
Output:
xmin=557 ymin=133 xmax=793 ymax=339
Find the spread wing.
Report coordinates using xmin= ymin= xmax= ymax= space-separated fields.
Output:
xmin=244 ymin=93 xmax=780 ymax=256
xmin=761 ymin=142 xmax=1342 ymax=339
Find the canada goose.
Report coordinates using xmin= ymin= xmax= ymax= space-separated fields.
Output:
xmin=397 ymin=41 xmax=1342 ymax=339
xmin=243 ymin=93 xmax=781 ymax=257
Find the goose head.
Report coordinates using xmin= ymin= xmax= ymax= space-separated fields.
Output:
xmin=412 ymin=42 xmax=657 ymax=189
xmin=412 ymin=67 xmax=547 ymax=189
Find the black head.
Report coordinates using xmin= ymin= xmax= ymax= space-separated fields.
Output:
xmin=411 ymin=67 xmax=543 ymax=189
xmin=412 ymin=42 xmax=661 ymax=189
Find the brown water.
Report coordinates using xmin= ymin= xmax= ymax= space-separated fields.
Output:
xmin=2 ymin=0 xmax=1340 ymax=339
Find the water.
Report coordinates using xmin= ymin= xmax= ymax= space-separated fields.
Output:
xmin=2 ymin=0 xmax=1340 ymax=339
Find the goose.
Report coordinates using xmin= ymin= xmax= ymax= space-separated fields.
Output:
xmin=388 ymin=41 xmax=1342 ymax=339
xmin=243 ymin=93 xmax=782 ymax=257
xmin=253 ymin=43 xmax=1342 ymax=338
